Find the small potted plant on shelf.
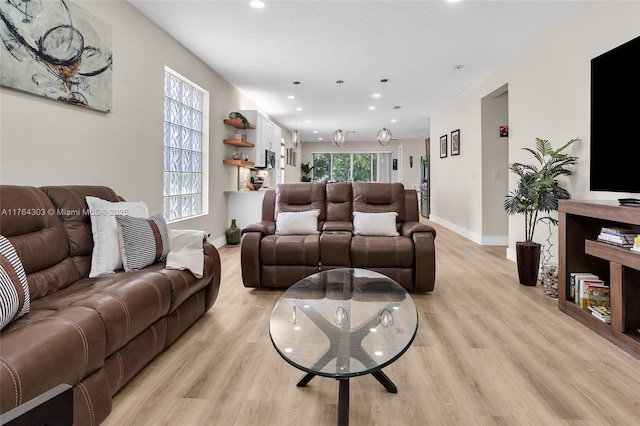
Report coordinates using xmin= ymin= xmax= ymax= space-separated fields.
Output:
xmin=300 ymin=162 xmax=314 ymax=182
xmin=504 ymin=137 xmax=579 ymax=286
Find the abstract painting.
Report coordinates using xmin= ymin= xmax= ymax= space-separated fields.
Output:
xmin=0 ymin=0 xmax=112 ymax=112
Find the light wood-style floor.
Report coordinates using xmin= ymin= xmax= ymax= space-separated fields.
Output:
xmin=104 ymin=220 xmax=640 ymax=425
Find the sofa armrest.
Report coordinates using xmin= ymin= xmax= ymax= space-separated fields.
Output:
xmin=401 ymin=221 xmax=437 ymax=238
xmin=412 ymin=231 xmax=436 ymax=292
xmin=203 ymin=241 xmax=221 ymax=310
xmin=242 ymin=221 xmax=275 ymax=236
xmin=240 ymin=232 xmax=263 ymax=288
xmin=322 ymin=221 xmax=353 ymax=232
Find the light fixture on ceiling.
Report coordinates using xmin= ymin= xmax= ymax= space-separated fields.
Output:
xmin=291 ymin=81 xmax=301 ymax=148
xmin=377 ymin=79 xmax=392 ymax=146
xmin=250 ymin=1 xmax=265 ymax=9
xmin=333 ymin=80 xmax=347 ymax=148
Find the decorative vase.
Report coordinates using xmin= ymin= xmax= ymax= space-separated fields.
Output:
xmin=540 ymin=263 xmax=559 ymax=299
xmin=516 ymin=242 xmax=541 ymax=286
xmin=225 ymin=219 xmax=241 ymax=245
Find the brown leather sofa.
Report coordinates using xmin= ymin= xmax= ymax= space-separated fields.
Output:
xmin=241 ymin=182 xmax=436 ymax=292
xmin=0 ymin=185 xmax=221 ymax=425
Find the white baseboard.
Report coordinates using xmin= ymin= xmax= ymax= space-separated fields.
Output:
xmin=210 ymin=235 xmax=227 ymax=248
xmin=429 ymin=215 xmax=509 ymax=247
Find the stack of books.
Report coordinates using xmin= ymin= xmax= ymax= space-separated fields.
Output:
xmin=597 ymin=227 xmax=638 ymax=248
xmin=588 ymin=305 xmax=611 ymax=323
xmin=570 ymin=272 xmax=611 ymax=309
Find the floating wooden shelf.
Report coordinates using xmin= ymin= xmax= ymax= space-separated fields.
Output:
xmin=223 ymin=118 xmax=256 ymax=130
xmin=223 ymin=138 xmax=254 ymax=148
xmin=223 ymin=159 xmax=254 ymax=167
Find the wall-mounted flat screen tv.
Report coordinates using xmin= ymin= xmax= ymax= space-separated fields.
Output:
xmin=590 ymin=35 xmax=640 ymax=193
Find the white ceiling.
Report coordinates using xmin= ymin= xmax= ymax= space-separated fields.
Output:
xmin=129 ymin=0 xmax=575 ymax=143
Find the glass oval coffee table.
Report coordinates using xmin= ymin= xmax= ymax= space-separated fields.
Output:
xmin=269 ymin=268 xmax=418 ymax=425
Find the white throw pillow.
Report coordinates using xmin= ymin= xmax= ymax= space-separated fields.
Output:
xmin=353 ymin=212 xmax=399 ymax=236
xmin=275 ymin=210 xmax=320 ymax=235
xmin=86 ymin=196 xmax=149 ymax=277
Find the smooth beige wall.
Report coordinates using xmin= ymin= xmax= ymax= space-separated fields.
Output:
xmin=430 ymin=1 xmax=640 ymax=260
xmin=0 ymin=1 xmax=283 ymax=244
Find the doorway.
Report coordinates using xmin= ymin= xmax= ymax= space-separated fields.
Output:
xmin=480 ymin=84 xmax=509 ymax=245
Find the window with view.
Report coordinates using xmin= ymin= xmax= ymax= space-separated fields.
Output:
xmin=312 ymin=152 xmax=390 ymax=182
xmin=163 ymin=68 xmax=208 ymax=222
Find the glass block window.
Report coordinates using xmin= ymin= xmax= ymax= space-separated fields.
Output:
xmin=163 ymin=69 xmax=206 ymax=221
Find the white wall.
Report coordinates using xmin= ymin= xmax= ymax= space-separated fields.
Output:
xmin=0 ymin=1 xmax=290 ymax=244
xmin=300 ymin=137 xmax=425 ymax=189
xmin=430 ymin=1 xmax=640 ymax=260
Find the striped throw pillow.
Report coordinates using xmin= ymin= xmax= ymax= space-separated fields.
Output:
xmin=1 ymin=235 xmax=30 ymax=330
xmin=115 ymin=215 xmax=170 ymax=272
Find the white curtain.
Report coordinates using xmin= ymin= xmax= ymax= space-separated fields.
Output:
xmin=377 ymin=152 xmax=392 ymax=182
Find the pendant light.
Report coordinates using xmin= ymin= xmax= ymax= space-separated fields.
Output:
xmin=377 ymin=127 xmax=392 ymax=146
xmin=291 ymin=81 xmax=301 ymax=148
xmin=333 ymin=80 xmax=347 ymax=148
xmin=377 ymin=79 xmax=392 ymax=146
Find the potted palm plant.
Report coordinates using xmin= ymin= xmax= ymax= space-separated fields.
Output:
xmin=504 ymin=137 xmax=579 ymax=286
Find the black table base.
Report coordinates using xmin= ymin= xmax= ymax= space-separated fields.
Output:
xmin=297 ymin=370 xmax=397 ymax=426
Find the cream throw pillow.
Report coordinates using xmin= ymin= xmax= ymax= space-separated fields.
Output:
xmin=353 ymin=212 xmax=399 ymax=236
xmin=275 ymin=210 xmax=320 ymax=235
xmin=86 ymin=196 xmax=149 ymax=277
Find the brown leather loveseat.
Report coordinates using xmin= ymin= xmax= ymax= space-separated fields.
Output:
xmin=241 ymin=182 xmax=436 ymax=292
xmin=0 ymin=185 xmax=221 ymax=425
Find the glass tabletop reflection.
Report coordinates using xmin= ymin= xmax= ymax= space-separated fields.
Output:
xmin=269 ymin=268 xmax=418 ymax=378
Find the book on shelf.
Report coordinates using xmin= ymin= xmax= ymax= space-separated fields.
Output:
xmin=580 ymin=278 xmax=606 ymax=308
xmin=588 ymin=305 xmax=611 ymax=323
xmin=586 ymin=282 xmax=610 ymax=308
xmin=596 ymin=234 xmax=633 ymax=247
xmin=600 ymin=226 xmax=638 ymax=236
xmin=570 ymin=272 xmax=599 ymax=304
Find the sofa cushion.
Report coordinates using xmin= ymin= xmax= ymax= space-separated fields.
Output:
xmin=0 ymin=306 xmax=106 ymax=413
xmin=31 ymin=270 xmax=172 ymax=356
xmin=326 ymin=182 xmax=352 ymax=221
xmin=275 ymin=183 xmax=326 ymax=221
xmin=352 ymin=182 xmax=406 ymax=223
xmin=85 ymin=196 xmax=149 ymax=277
xmin=0 ymin=236 xmax=30 ymax=330
xmin=351 ymin=235 xmax=414 ymax=268
xmin=40 ymin=186 xmax=121 ymax=257
xmin=353 ymin=212 xmax=399 ymax=236
xmin=116 ymin=214 xmax=170 ymax=271
xmin=0 ymin=186 xmax=75 ymax=300
xmin=275 ymin=210 xmax=320 ymax=235
xmin=261 ymin=235 xmax=320 ymax=266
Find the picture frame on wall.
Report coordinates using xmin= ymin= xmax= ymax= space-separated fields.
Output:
xmin=440 ymin=135 xmax=448 ymax=158
xmin=451 ymin=129 xmax=460 ymax=156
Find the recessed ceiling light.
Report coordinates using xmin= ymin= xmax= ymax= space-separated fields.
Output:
xmin=368 ymin=106 xmax=376 ymax=110
xmin=287 ymin=95 xmax=295 ymax=99
xmin=313 ymin=130 xmax=318 ymax=134
xmin=318 ymin=137 xmax=323 ymax=140
xmin=373 ymin=93 xmax=381 ymax=98
xmin=250 ymin=1 xmax=265 ymax=9
xmin=296 ymin=107 xmax=302 ymax=111
xmin=305 ymin=120 xmax=311 ymax=123
xmin=391 ymin=119 xmax=397 ymax=123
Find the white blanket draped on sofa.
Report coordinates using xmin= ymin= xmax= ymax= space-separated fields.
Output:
xmin=165 ymin=230 xmax=208 ymax=278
